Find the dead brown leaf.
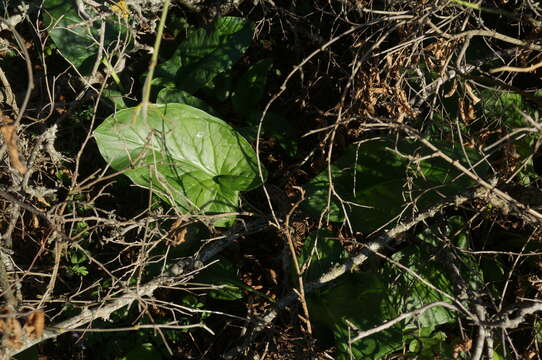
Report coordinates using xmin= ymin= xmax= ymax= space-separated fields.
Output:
xmin=168 ymin=217 xmax=189 ymax=246
xmin=24 ymin=310 xmax=45 ymax=339
xmin=171 ymin=226 xmax=189 ymax=246
xmin=453 ymin=337 xmax=472 ymax=358
xmin=0 ymin=317 xmax=23 ymax=350
xmin=0 ymin=120 xmax=27 ymax=175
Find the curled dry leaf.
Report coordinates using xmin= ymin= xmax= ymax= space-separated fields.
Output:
xmin=171 ymin=227 xmax=189 ymax=246
xmin=444 ymin=78 xmax=458 ymax=98
xmin=0 ymin=317 xmax=23 ymax=350
xmin=23 ymin=310 xmax=45 ymax=339
xmin=453 ymin=337 xmax=472 ymax=359
xmin=0 ymin=120 xmax=27 ymax=175
xmin=0 ymin=310 xmax=45 ymax=351
xmin=31 ymin=214 xmax=39 ymax=228
xmin=458 ymin=98 xmax=476 ymax=123
xmin=168 ymin=217 xmax=189 ymax=246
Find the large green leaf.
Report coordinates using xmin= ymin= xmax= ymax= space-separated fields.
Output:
xmin=305 ymin=215 xmax=487 ymax=359
xmin=242 ymin=112 xmax=298 ymax=157
xmin=298 ymin=229 xmax=349 ymax=283
xmin=156 ymin=86 xmax=218 ymax=115
xmin=480 ymin=90 xmax=539 ymax=185
xmin=43 ymin=0 xmax=131 ymax=73
xmin=93 ymin=103 xmax=263 ymax=217
xmin=158 ymin=17 xmax=253 ymax=93
xmin=308 ymin=243 xmax=457 ymax=359
xmin=232 ymin=58 xmax=273 ymax=114
xmin=302 ymin=138 xmax=487 ymax=233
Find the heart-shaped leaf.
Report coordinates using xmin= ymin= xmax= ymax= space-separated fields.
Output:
xmin=158 ymin=17 xmax=253 ymax=93
xmin=303 ymin=138 xmax=488 ymax=233
xmin=157 ymin=86 xmax=217 ymax=115
xmin=94 ymin=103 xmax=264 ymax=218
xmin=43 ymin=0 xmax=132 ymax=73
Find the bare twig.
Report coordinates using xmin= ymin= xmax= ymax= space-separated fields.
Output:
xmin=490 ymin=59 xmax=542 ymax=74
xmin=349 ymin=301 xmax=460 ymax=344
xmin=6 ymin=217 xmax=269 ymax=357
xmin=0 ymin=17 xmax=34 ymax=126
xmin=450 ymin=29 xmax=542 ymax=51
xmin=283 ymin=186 xmax=312 ymax=335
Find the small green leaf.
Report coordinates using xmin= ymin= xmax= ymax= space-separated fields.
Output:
xmin=535 ymin=320 xmax=542 ymax=345
xmin=93 ymin=104 xmax=264 ymax=220
xmin=102 ymin=87 xmax=129 ymax=110
xmin=405 ymin=329 xmax=448 ymax=358
xmin=71 ymin=265 xmax=88 ymax=276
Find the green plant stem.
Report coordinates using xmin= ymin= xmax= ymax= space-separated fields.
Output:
xmin=139 ymin=0 xmax=171 ymax=121
xmin=102 ymin=57 xmax=123 ymax=91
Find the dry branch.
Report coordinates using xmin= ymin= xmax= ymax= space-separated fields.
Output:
xmin=5 ymin=218 xmax=270 ymax=357
xmin=349 ymin=301 xmax=460 ymax=344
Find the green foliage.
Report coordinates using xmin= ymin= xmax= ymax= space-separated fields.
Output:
xmin=534 ymin=319 xmax=542 ymax=344
xmin=298 ymin=230 xmax=349 ymax=282
xmin=243 ymin=112 xmax=298 ymax=156
xmin=480 ymin=90 xmax=539 ymax=185
xmin=35 ymin=1 xmax=542 ymax=357
xmin=43 ymin=0 xmax=132 ymax=73
xmin=195 ymin=258 xmax=245 ymax=301
xmin=230 ymin=58 xmax=298 ymax=156
xmin=302 ymin=215 xmax=488 ymax=359
xmin=404 ymin=328 xmax=448 ymax=358
xmin=307 ymin=245 xmax=457 ymax=359
xmin=158 ymin=17 xmax=253 ymax=93
xmin=94 ymin=104 xmax=264 ymax=221
xmin=200 ymin=72 xmax=233 ymax=102
xmin=417 ymin=216 xmax=484 ymax=292
xmin=156 ymin=86 xmax=217 ymax=115
xmin=68 ymin=249 xmax=89 ymax=276
xmin=153 ymin=17 xmax=297 ymax=158
xmin=232 ymin=58 xmax=273 ymax=114
xmin=302 ymin=138 xmax=487 ymax=233
xmin=103 ymin=87 xmax=129 ymax=110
